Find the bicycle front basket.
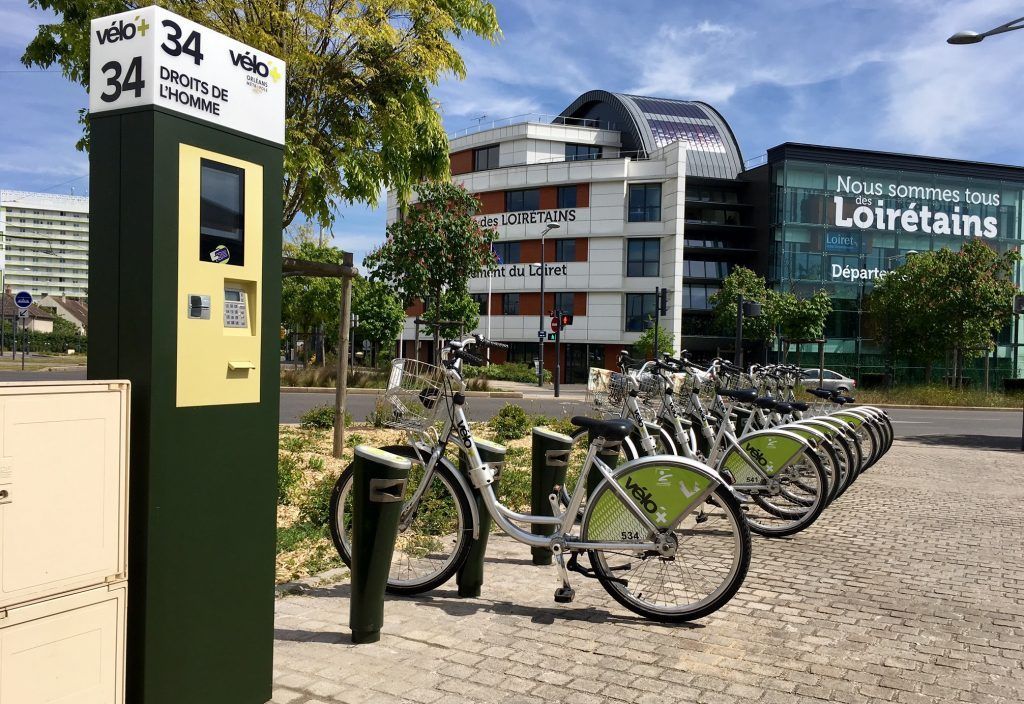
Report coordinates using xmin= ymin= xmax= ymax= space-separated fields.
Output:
xmin=587 ymin=367 xmax=627 ymax=418
xmin=381 ymin=358 xmax=451 ymax=431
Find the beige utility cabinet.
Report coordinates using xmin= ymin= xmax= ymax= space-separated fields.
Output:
xmin=0 ymin=381 xmax=129 ymax=704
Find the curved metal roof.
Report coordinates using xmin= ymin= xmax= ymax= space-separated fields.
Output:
xmin=557 ymin=90 xmax=744 ymax=179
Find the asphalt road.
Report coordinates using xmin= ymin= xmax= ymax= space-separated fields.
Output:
xmin=2 ymin=368 xmax=1019 ymax=449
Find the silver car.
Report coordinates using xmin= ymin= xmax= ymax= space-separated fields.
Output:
xmin=800 ymin=368 xmax=856 ymax=393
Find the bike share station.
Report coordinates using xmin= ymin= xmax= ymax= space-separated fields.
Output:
xmin=0 ymin=7 xmax=287 ymax=703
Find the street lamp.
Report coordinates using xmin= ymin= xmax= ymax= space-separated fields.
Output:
xmin=537 ymin=223 xmax=560 ymax=387
xmin=886 ymin=250 xmax=918 ymax=265
xmin=948 ymin=17 xmax=1024 ymax=44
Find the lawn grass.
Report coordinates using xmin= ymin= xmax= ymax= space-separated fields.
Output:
xmin=851 ymin=384 xmax=1022 ymax=408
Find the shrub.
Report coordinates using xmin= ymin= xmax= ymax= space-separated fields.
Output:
xmin=299 ymin=404 xmax=352 ymax=430
xmin=298 ymin=472 xmax=338 ymax=526
xmin=306 ymin=455 xmax=326 ymax=472
xmin=277 ymin=454 xmax=303 ymax=505
xmin=465 ymin=376 xmax=490 ymax=391
xmin=366 ymin=397 xmax=390 ymax=428
xmin=280 ymin=432 xmax=317 ymax=453
xmin=463 ymin=362 xmax=551 ymax=384
xmin=489 ymin=403 xmax=531 ymax=442
xmin=280 ymin=366 xmax=388 ymax=388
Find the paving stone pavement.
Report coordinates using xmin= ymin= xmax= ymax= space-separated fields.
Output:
xmin=272 ymin=440 xmax=1024 ymax=704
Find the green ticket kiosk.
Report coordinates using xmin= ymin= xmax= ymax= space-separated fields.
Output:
xmin=87 ymin=7 xmax=286 ymax=703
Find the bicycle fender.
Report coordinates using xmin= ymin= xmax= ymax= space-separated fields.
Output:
xmin=586 ymin=454 xmax=725 ymax=534
xmin=378 ymin=445 xmax=480 ymax=540
xmin=719 ymin=428 xmax=810 ymax=483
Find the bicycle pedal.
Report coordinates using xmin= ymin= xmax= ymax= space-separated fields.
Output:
xmin=695 ymin=511 xmax=708 ymax=523
xmin=554 ymin=586 xmax=576 ymax=603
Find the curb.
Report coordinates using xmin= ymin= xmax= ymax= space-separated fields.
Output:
xmin=280 ymin=386 xmax=523 ymax=399
xmin=858 ymin=403 xmax=1021 ymax=412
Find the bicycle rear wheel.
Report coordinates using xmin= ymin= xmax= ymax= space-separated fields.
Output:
xmin=329 ymin=446 xmax=474 ymax=595
xmin=580 ymin=463 xmax=750 ymax=622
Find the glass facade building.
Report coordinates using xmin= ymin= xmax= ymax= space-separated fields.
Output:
xmin=761 ymin=144 xmax=1024 ymax=383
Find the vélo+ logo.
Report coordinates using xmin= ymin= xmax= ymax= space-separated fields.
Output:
xmin=95 ymin=15 xmax=150 ymax=45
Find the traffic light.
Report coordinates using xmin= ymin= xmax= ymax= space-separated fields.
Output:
xmin=559 ymin=313 xmax=574 ymax=327
xmin=547 ymin=332 xmax=558 ymax=341
xmin=659 ymin=287 xmax=669 ymax=316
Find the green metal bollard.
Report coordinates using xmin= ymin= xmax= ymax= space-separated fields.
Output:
xmin=530 ymin=427 xmax=572 ymax=565
xmin=456 ymin=438 xmax=507 ymax=598
xmin=349 ymin=445 xmax=410 ymax=645
xmin=586 ymin=436 xmax=622 ymax=498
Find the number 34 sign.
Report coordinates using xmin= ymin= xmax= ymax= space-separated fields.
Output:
xmin=89 ymin=6 xmax=286 ymax=145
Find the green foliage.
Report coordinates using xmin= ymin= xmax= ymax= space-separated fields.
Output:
xmin=853 ymin=384 xmax=1021 ymax=408
xmin=298 ymin=404 xmax=351 ymax=430
xmin=631 ymin=324 xmax=673 ymax=360
xmin=352 ymin=277 xmax=404 ymax=350
xmin=494 ymin=447 xmax=531 ymax=513
xmin=366 ymin=397 xmax=390 ymax=428
xmin=298 ymin=472 xmax=337 ymax=527
xmin=276 ymin=521 xmax=326 ymax=552
xmin=22 ymin=0 xmax=501 ymax=227
xmin=463 ymin=362 xmax=551 ymax=384
xmin=365 ymin=181 xmax=497 ymax=346
xmin=869 ymin=242 xmax=1021 ymax=376
xmin=280 ymin=432 xmax=317 ymax=453
xmin=281 ymin=233 xmax=344 ymax=340
xmin=277 ymin=454 xmax=303 ymax=505
xmin=488 ymin=403 xmax=530 ymax=442
xmin=775 ymin=289 xmax=832 ymax=343
xmin=709 ymin=267 xmax=779 ymax=342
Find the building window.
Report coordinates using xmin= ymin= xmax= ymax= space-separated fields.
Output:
xmin=682 ymin=284 xmax=721 ymax=310
xmin=626 ymin=238 xmax=660 ymax=277
xmin=492 ymin=241 xmax=521 ymax=264
xmin=625 ymin=293 xmax=657 ymax=332
xmin=553 ymin=238 xmax=576 ymax=262
xmin=554 ymin=292 xmax=575 ymax=314
xmin=471 ymin=293 xmax=488 ymax=315
xmin=557 ymin=186 xmax=577 ymax=209
xmin=565 ymin=143 xmax=601 ymax=161
xmin=628 ymin=183 xmax=662 ymax=222
xmin=502 ymin=293 xmax=520 ymax=315
xmin=684 ymin=260 xmax=730 ymax=279
xmin=474 ymin=145 xmax=499 ymax=171
xmin=505 ymin=189 xmax=540 ymax=212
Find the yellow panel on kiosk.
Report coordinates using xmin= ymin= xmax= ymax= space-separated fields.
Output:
xmin=176 ymin=144 xmax=263 ymax=407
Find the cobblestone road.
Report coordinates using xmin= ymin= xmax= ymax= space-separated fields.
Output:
xmin=272 ymin=440 xmax=1024 ymax=703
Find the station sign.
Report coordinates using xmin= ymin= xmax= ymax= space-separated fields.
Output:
xmin=89 ymin=6 xmax=286 ymax=144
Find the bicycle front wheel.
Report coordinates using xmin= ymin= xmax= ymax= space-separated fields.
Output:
xmin=329 ymin=446 xmax=474 ymax=595
xmin=580 ymin=465 xmax=750 ymax=622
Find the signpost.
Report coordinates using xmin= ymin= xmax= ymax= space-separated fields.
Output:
xmin=14 ymin=291 xmax=30 ymax=368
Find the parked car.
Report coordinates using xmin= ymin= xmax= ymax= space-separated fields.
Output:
xmin=800 ymin=368 xmax=857 ymax=393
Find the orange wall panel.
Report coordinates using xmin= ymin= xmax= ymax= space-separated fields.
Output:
xmin=477 ymin=191 xmax=504 ymax=214
xmin=451 ymin=150 xmax=473 ymax=175
xmin=577 ymin=183 xmax=590 ymax=208
xmin=575 ymin=238 xmax=588 ymax=262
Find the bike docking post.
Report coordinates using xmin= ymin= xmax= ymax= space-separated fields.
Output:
xmin=456 ymin=438 xmax=507 ymax=597
xmin=349 ymin=446 xmax=410 ymax=644
xmin=530 ymin=428 xmax=572 ymax=565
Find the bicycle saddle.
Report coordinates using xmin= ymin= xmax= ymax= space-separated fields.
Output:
xmin=834 ymin=395 xmax=855 ymax=404
xmin=571 ymin=416 xmax=635 ymax=442
xmin=753 ymin=397 xmax=778 ymax=409
xmin=720 ymin=389 xmax=758 ymax=403
xmin=773 ymin=403 xmax=794 ymax=414
xmin=790 ymin=401 xmax=810 ymax=412
xmin=807 ymin=388 xmax=832 ymax=399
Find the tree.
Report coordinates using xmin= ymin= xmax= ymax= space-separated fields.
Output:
xmin=871 ymin=241 xmax=1020 ymax=385
xmin=22 ymin=0 xmax=501 ymax=227
xmin=364 ymin=181 xmax=496 ymax=355
xmin=281 ymin=235 xmax=343 ymax=365
xmin=351 ymin=276 xmax=404 ymax=363
xmin=709 ymin=267 xmax=779 ymax=343
xmin=632 ymin=324 xmax=673 ymax=360
xmin=773 ymin=289 xmax=832 ymax=360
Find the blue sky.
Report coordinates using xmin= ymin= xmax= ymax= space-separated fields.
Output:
xmin=3 ymin=0 xmax=1024 ymax=266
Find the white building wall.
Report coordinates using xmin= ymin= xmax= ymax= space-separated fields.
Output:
xmin=0 ymin=191 xmax=89 ymax=299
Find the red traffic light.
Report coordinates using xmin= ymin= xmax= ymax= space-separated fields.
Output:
xmin=559 ymin=313 xmax=574 ymax=327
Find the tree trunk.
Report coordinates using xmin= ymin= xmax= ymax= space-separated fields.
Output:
xmin=925 ymin=361 xmax=933 ymax=384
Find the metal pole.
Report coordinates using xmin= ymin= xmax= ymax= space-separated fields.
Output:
xmin=554 ymin=314 xmax=561 ymax=398
xmin=486 ymin=271 xmax=492 ymax=363
xmin=21 ymin=314 xmax=26 ymax=371
xmin=0 ymin=271 xmax=5 ymax=354
xmin=538 ymin=237 xmax=545 ymax=387
xmin=653 ymin=286 xmax=659 ymax=360
xmin=334 ymin=255 xmax=354 ymax=459
xmin=736 ymin=294 xmax=744 ymax=368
